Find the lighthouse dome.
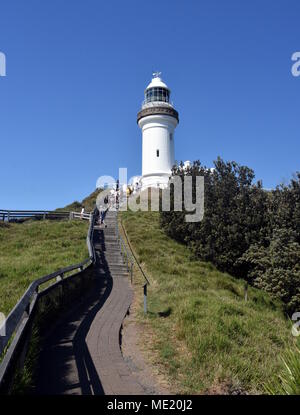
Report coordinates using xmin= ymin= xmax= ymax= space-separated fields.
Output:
xmin=145 ymin=76 xmax=169 ymax=91
xmin=144 ymin=72 xmax=171 ymax=105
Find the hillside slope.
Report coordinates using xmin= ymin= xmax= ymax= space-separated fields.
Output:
xmin=0 ymin=220 xmax=89 ymax=315
xmin=56 ymin=189 xmax=102 ymax=212
xmin=120 ymin=210 xmax=294 ymax=394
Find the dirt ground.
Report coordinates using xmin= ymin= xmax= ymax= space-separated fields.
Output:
xmin=121 ymin=307 xmax=172 ymax=395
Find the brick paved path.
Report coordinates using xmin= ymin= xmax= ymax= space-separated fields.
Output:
xmin=35 ymin=210 xmax=144 ymax=395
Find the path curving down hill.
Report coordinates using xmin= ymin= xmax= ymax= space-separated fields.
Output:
xmin=35 ymin=210 xmax=145 ymax=395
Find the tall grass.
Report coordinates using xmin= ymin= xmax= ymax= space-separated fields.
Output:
xmin=266 ymin=339 xmax=300 ymax=394
xmin=121 ymin=210 xmax=295 ymax=394
xmin=0 ymin=219 xmax=88 ymax=315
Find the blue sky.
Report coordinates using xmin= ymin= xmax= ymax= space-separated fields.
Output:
xmin=0 ymin=0 xmax=299 ymax=209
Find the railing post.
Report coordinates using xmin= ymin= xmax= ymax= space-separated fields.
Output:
xmin=56 ymin=273 xmax=63 ymax=282
xmin=7 ymin=211 xmax=10 ymax=223
xmin=126 ymin=251 xmax=129 ymax=272
xmin=244 ymin=282 xmax=248 ymax=302
xmin=59 ymin=273 xmax=64 ymax=307
xmin=144 ymin=283 xmax=148 ymax=314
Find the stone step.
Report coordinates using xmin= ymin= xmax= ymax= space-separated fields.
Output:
xmin=103 ymin=252 xmax=124 ymax=257
xmin=106 ymin=264 xmax=126 ymax=268
xmin=107 ymin=263 xmax=128 ymax=269
xmin=104 ymin=255 xmax=125 ymax=261
xmin=109 ymin=272 xmax=129 ymax=277
xmin=109 ymin=270 xmax=129 ymax=275
xmin=104 ymin=244 xmax=121 ymax=249
xmin=102 ymin=248 xmax=122 ymax=253
xmin=105 ymin=257 xmax=125 ymax=263
xmin=107 ymin=260 xmax=127 ymax=265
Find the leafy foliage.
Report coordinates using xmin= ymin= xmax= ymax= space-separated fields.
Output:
xmin=239 ymin=229 xmax=300 ymax=314
xmin=160 ymin=158 xmax=300 ymax=314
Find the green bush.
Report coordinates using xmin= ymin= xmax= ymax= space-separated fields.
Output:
xmin=160 ymin=158 xmax=300 ymax=314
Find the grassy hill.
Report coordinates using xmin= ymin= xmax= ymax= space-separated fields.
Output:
xmin=56 ymin=189 xmax=102 ymax=212
xmin=120 ymin=210 xmax=295 ymax=394
xmin=0 ymin=220 xmax=89 ymax=315
xmin=1 ymin=189 xmax=297 ymax=394
xmin=0 ymin=189 xmax=102 ymax=316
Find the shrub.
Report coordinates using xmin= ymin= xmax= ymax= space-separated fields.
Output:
xmin=160 ymin=158 xmax=300 ymax=315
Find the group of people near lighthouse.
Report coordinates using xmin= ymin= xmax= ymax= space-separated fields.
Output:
xmin=96 ymin=179 xmax=142 ymax=227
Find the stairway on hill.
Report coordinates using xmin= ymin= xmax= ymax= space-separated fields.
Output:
xmin=35 ymin=209 xmax=145 ymax=395
xmin=95 ymin=210 xmax=130 ymax=279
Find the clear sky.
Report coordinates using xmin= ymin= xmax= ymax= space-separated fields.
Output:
xmin=0 ymin=0 xmax=299 ymax=209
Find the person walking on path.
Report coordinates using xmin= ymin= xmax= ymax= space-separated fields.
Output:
xmin=98 ymin=196 xmax=109 ymax=227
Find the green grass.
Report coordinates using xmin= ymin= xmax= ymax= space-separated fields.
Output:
xmin=0 ymin=219 xmax=89 ymax=315
xmin=121 ymin=210 xmax=296 ymax=394
xmin=266 ymin=338 xmax=300 ymax=395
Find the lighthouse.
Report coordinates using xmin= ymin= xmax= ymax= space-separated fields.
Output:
xmin=137 ymin=72 xmax=179 ymax=189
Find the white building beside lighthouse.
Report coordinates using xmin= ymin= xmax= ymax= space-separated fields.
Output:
xmin=137 ymin=72 xmax=179 ymax=189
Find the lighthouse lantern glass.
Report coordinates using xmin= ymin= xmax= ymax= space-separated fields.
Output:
xmin=145 ymin=87 xmax=170 ymax=103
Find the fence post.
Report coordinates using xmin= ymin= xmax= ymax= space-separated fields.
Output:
xmin=56 ymin=274 xmax=63 ymax=283
xmin=144 ymin=283 xmax=148 ymax=314
xmin=130 ymin=263 xmax=133 ymax=284
xmin=244 ymin=282 xmax=248 ymax=302
xmin=7 ymin=211 xmax=10 ymax=223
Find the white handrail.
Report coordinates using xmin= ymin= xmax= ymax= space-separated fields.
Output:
xmin=70 ymin=212 xmax=92 ymax=221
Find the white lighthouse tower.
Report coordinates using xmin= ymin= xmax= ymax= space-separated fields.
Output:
xmin=137 ymin=72 xmax=179 ymax=189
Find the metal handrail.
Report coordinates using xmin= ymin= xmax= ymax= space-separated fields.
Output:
xmin=115 ymin=215 xmax=134 ymax=283
xmin=70 ymin=211 xmax=92 ymax=221
xmin=118 ymin=215 xmax=150 ymax=314
xmin=0 ymin=210 xmax=70 ymax=213
xmin=141 ymin=100 xmax=174 ymax=108
xmin=0 ymin=209 xmax=97 ymax=389
xmin=0 ymin=209 xmax=71 ymax=222
xmin=119 ymin=218 xmax=150 ymax=286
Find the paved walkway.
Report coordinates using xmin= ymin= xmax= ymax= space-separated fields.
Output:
xmin=35 ymin=211 xmax=144 ymax=395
